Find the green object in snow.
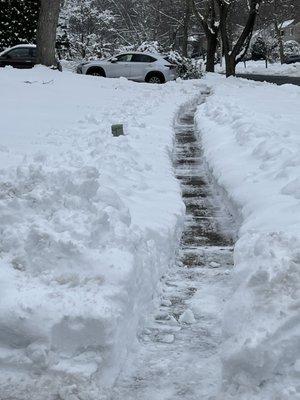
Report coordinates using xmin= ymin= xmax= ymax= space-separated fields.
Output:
xmin=111 ymin=124 xmax=124 ymax=137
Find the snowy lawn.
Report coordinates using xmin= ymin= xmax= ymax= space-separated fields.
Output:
xmin=196 ymin=74 xmax=300 ymax=399
xmin=216 ymin=59 xmax=300 ymax=77
xmin=0 ymin=66 xmax=201 ymax=398
xmin=2 ymin=65 xmax=299 ymax=400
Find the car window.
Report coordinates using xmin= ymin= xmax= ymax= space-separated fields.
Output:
xmin=131 ymin=54 xmax=156 ymax=63
xmin=7 ymin=48 xmax=31 ymax=59
xmin=31 ymin=48 xmax=37 ymax=58
xmin=116 ymin=54 xmax=133 ymax=62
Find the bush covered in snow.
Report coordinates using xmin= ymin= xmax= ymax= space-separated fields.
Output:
xmin=137 ymin=42 xmax=203 ymax=80
xmin=248 ymin=34 xmax=300 ymax=63
xmin=284 ymin=40 xmax=300 ymax=56
xmin=164 ymin=50 xmax=203 ymax=79
xmin=137 ymin=41 xmax=163 ymax=54
xmin=251 ymin=36 xmax=268 ymax=60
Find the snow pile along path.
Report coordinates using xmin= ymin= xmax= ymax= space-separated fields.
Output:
xmin=0 ymin=67 xmax=199 ymax=399
xmin=196 ymin=74 xmax=300 ymax=400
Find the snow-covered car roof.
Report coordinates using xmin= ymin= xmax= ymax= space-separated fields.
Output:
xmin=281 ymin=19 xmax=294 ymax=28
xmin=0 ymin=44 xmax=36 ymax=56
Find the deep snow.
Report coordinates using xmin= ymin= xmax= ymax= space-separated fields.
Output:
xmin=196 ymin=74 xmax=300 ymax=400
xmin=1 ymin=66 xmax=299 ymax=400
xmin=109 ymin=103 xmax=235 ymax=400
xmin=0 ymin=66 xmax=200 ymax=398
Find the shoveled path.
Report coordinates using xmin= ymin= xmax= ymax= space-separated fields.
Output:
xmin=109 ymin=99 xmax=235 ymax=400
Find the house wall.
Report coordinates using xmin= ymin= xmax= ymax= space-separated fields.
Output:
xmin=283 ymin=22 xmax=300 ymax=43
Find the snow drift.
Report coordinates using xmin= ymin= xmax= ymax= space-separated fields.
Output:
xmin=196 ymin=74 xmax=300 ymax=400
xmin=0 ymin=66 xmax=201 ymax=399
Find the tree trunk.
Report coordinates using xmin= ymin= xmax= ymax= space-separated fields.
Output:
xmin=36 ymin=0 xmax=61 ymax=66
xmin=274 ymin=22 xmax=284 ymax=64
xmin=278 ymin=38 xmax=285 ymax=64
xmin=206 ymin=35 xmax=218 ymax=72
xmin=182 ymin=0 xmax=191 ymax=57
xmin=218 ymin=1 xmax=232 ymax=75
xmin=217 ymin=0 xmax=261 ymax=77
xmin=225 ymin=54 xmax=236 ymax=77
xmin=190 ymin=0 xmax=219 ymax=72
xmin=219 ymin=40 xmax=223 ymax=67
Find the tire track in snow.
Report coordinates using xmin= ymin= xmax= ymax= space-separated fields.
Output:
xmin=109 ymin=98 xmax=235 ymax=400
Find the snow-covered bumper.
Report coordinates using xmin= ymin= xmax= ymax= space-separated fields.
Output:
xmin=76 ymin=64 xmax=84 ymax=74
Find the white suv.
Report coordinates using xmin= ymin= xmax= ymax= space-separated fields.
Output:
xmin=76 ymin=52 xmax=177 ymax=83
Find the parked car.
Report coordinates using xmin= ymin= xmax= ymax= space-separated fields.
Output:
xmin=0 ymin=44 xmax=62 ymax=70
xmin=76 ymin=52 xmax=177 ymax=83
xmin=284 ymin=54 xmax=300 ymax=64
xmin=0 ymin=44 xmax=37 ymax=69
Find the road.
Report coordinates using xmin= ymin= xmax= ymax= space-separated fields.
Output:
xmin=235 ymin=73 xmax=300 ymax=86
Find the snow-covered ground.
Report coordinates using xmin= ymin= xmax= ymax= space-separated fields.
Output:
xmin=1 ymin=65 xmax=299 ymax=400
xmin=216 ymin=59 xmax=300 ymax=77
xmin=196 ymin=74 xmax=300 ymax=399
xmin=0 ymin=66 xmax=200 ymax=399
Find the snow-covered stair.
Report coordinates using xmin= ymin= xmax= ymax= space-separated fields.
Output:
xmin=108 ymin=102 xmax=235 ymax=400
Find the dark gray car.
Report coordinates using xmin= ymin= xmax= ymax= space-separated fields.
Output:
xmin=284 ymin=54 xmax=300 ymax=64
xmin=0 ymin=44 xmax=62 ymax=70
xmin=0 ymin=44 xmax=37 ymax=69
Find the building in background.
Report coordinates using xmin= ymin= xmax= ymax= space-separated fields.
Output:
xmin=281 ymin=19 xmax=300 ymax=43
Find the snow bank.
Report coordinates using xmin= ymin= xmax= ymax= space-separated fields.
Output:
xmin=0 ymin=66 xmax=200 ymax=398
xmin=216 ymin=59 xmax=300 ymax=77
xmin=196 ymin=74 xmax=300 ymax=399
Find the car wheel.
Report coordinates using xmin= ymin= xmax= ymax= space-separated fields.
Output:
xmin=146 ymin=72 xmax=165 ymax=84
xmin=86 ymin=68 xmax=105 ymax=77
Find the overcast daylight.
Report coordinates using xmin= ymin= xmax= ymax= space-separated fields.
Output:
xmin=0 ymin=0 xmax=299 ymax=399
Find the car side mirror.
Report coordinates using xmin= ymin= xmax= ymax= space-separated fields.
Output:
xmin=111 ymin=57 xmax=118 ymax=63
